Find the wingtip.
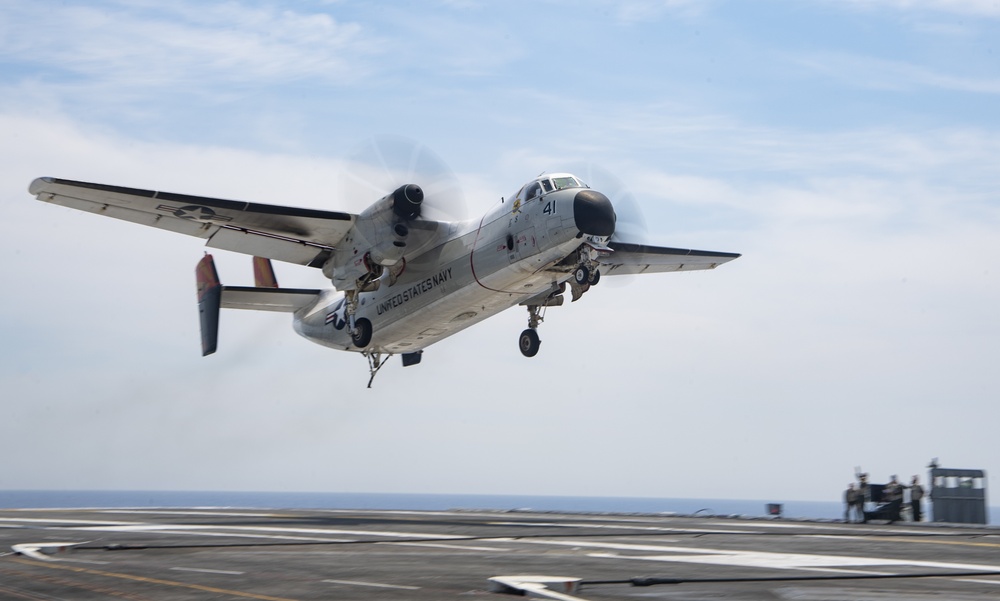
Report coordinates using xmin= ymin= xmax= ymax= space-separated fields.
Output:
xmin=28 ymin=177 xmax=55 ymax=196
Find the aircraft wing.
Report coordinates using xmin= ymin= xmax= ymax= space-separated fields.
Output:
xmin=598 ymin=241 xmax=741 ymax=275
xmin=29 ymin=177 xmax=355 ymax=268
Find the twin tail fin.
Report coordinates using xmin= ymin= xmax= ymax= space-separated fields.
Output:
xmin=196 ymin=254 xmax=322 ymax=356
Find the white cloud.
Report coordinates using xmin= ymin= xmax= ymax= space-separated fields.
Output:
xmin=611 ymin=0 xmax=711 ymax=22
xmin=1 ymin=2 xmax=375 ymax=93
xmin=793 ymin=52 xmax=1000 ymax=95
xmin=836 ymin=0 xmax=1000 ymax=18
xmin=376 ymin=9 xmax=526 ymax=77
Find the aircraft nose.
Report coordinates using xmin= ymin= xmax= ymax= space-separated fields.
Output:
xmin=573 ymin=189 xmax=616 ymax=237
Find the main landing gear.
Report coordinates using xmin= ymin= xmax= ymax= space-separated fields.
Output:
xmin=342 ymin=289 xmax=373 ymax=350
xmin=519 ymin=305 xmax=544 ymax=357
xmin=343 ymin=252 xmax=392 ymax=351
xmin=351 ymin=317 xmax=373 ymax=348
xmin=519 ymin=327 xmax=541 ymax=357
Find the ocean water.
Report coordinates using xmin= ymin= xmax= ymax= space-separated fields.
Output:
xmin=0 ymin=490 xmax=851 ymax=520
xmin=1 ymin=490 xmax=996 ymax=524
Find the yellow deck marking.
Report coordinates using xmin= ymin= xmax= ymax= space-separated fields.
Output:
xmin=879 ymin=537 xmax=1000 ymax=550
xmin=12 ymin=558 xmax=297 ymax=601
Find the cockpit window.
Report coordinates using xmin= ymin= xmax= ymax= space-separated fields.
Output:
xmin=525 ymin=181 xmax=542 ymax=199
xmin=552 ymin=176 xmax=583 ymax=190
xmin=540 ymin=179 xmax=553 ymax=193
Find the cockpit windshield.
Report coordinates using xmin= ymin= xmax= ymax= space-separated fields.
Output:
xmin=551 ymin=175 xmax=585 ymax=190
xmin=510 ymin=174 xmax=588 ymax=204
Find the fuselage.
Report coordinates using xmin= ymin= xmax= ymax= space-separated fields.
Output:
xmin=293 ymin=177 xmax=609 ymax=354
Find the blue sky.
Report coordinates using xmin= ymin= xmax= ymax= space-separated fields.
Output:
xmin=2 ymin=0 xmax=999 ymax=506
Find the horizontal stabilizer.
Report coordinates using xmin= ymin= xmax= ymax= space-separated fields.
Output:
xmin=196 ymin=254 xmax=322 ymax=356
xmin=220 ymin=286 xmax=322 ymax=312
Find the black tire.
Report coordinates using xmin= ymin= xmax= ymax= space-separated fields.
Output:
xmin=518 ymin=328 xmax=541 ymax=357
xmin=351 ymin=318 xmax=373 ymax=348
xmin=588 ymin=269 xmax=601 ymax=286
xmin=573 ymin=265 xmax=590 ymax=285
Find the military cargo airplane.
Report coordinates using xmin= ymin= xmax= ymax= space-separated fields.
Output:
xmin=29 ymin=169 xmax=739 ymax=385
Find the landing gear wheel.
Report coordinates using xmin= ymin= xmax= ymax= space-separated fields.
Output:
xmin=351 ymin=318 xmax=373 ymax=348
xmin=573 ymin=265 xmax=590 ymax=286
xmin=588 ymin=269 xmax=601 ymax=286
xmin=518 ymin=328 xmax=541 ymax=358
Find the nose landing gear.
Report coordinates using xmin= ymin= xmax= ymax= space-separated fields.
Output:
xmin=570 ymin=266 xmax=600 ymax=302
xmin=569 ymin=240 xmax=604 ymax=301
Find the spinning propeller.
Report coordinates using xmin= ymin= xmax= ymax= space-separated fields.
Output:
xmin=337 ymin=135 xmax=468 ymax=223
xmin=566 ymin=162 xmax=649 ymax=245
xmin=564 ymin=162 xmax=649 ymax=288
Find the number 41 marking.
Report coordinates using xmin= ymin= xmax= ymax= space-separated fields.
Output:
xmin=542 ymin=200 xmax=557 ymax=215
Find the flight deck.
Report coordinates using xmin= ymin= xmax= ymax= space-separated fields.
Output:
xmin=2 ymin=506 xmax=1000 ymax=600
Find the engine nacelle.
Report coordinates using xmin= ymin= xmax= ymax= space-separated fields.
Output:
xmin=366 ymin=222 xmax=409 ymax=266
xmin=322 ymin=184 xmax=423 ymax=291
xmin=356 ymin=184 xmax=422 ymax=266
xmin=357 ymin=184 xmax=423 ymax=223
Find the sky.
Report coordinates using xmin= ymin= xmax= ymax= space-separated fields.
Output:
xmin=1 ymin=0 xmax=998 ymax=506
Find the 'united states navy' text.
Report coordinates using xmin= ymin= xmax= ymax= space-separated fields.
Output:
xmin=376 ymin=267 xmax=453 ymax=315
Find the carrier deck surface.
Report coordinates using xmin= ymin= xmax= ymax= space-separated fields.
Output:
xmin=2 ymin=506 xmax=999 ymax=600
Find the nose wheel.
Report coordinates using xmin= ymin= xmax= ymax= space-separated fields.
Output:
xmin=571 ymin=265 xmax=600 ymax=301
xmin=519 ymin=328 xmax=541 ymax=357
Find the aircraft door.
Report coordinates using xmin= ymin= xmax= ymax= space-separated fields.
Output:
xmin=508 ymin=226 xmax=537 ymax=264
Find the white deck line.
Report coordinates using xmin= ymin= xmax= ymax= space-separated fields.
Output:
xmin=80 ymin=529 xmax=352 ymax=543
xmin=69 ymin=523 xmax=467 ymax=539
xmin=385 ymin=541 xmax=511 ymax=552
xmin=793 ymin=567 xmax=896 ymax=575
xmin=0 ymin=517 xmax=134 ymax=526
xmin=488 ymin=521 xmax=749 ymax=534
xmin=100 ymin=510 xmax=281 ymax=518
xmin=322 ymin=579 xmax=420 ymax=590
xmin=171 ymin=567 xmax=245 ymax=575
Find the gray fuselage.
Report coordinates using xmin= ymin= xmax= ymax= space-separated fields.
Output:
xmin=293 ymin=185 xmax=586 ymax=354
